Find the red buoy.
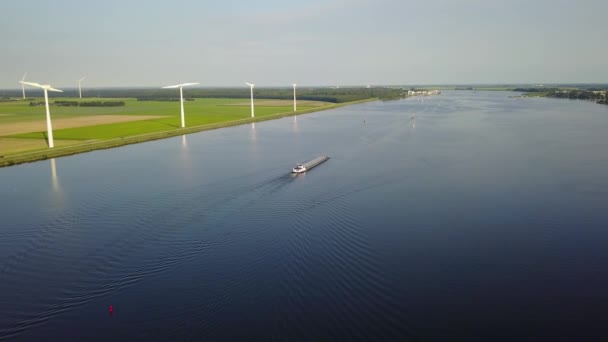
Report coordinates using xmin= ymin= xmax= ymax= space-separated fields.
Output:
xmin=109 ymin=305 xmax=114 ymax=315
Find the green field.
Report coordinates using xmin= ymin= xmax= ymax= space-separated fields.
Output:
xmin=0 ymin=97 xmax=339 ymax=165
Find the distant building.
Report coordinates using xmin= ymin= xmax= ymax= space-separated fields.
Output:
xmin=408 ymin=89 xmax=441 ymax=96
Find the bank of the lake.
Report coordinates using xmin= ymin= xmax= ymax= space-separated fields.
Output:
xmin=0 ymin=98 xmax=375 ymax=167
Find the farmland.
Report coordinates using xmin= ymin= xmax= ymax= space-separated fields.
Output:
xmin=0 ymin=85 xmax=408 ymax=166
xmin=0 ymin=97 xmax=367 ymax=166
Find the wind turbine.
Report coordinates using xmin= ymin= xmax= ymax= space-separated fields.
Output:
xmin=161 ymin=82 xmax=199 ymax=128
xmin=78 ymin=77 xmax=85 ymax=98
xmin=20 ymin=73 xmax=28 ymax=99
xmin=245 ymin=82 xmax=255 ymax=118
xmin=19 ymin=81 xmax=63 ymax=148
xmin=292 ymin=83 xmax=297 ymax=112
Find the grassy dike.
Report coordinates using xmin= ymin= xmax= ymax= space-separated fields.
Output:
xmin=0 ymin=98 xmax=376 ymax=167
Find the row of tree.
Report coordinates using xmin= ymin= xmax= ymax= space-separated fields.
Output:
xmin=513 ymin=87 xmax=559 ymax=93
xmin=14 ymin=87 xmax=405 ymax=103
xmin=0 ymin=97 xmax=21 ymax=102
xmin=79 ymin=101 xmax=125 ymax=107
xmin=516 ymin=88 xmax=608 ymax=105
xmin=3 ymin=86 xmax=419 ymax=105
xmin=55 ymin=101 xmax=79 ymax=106
xmin=29 ymin=101 xmax=125 ymax=107
xmin=546 ymin=90 xmax=606 ymax=101
xmin=137 ymin=97 xmax=195 ymax=102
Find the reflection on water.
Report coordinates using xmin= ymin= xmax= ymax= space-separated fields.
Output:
xmin=178 ymin=135 xmax=193 ymax=184
xmin=181 ymin=134 xmax=188 ymax=150
xmin=50 ymin=158 xmax=60 ymax=193
xmin=289 ymin=170 xmax=305 ymax=180
xmin=250 ymin=122 xmax=257 ymax=141
xmin=50 ymin=158 xmax=58 ymax=190
xmin=248 ymin=122 xmax=260 ymax=159
xmin=292 ymin=115 xmax=299 ymax=133
xmin=49 ymin=158 xmax=63 ymax=206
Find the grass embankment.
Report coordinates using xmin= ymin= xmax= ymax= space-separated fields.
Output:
xmin=0 ymin=97 xmax=374 ymax=167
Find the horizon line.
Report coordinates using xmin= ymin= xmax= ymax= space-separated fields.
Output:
xmin=2 ymin=82 xmax=608 ymax=92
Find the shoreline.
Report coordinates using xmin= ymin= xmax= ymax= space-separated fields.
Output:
xmin=0 ymin=98 xmax=377 ymax=168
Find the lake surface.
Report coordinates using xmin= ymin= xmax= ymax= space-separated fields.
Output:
xmin=1 ymin=91 xmax=608 ymax=341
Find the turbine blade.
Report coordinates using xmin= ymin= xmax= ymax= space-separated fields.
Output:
xmin=20 ymin=81 xmax=42 ymax=88
xmin=21 ymin=72 xmax=28 ymax=81
xmin=162 ymin=84 xmax=181 ymax=89
xmin=79 ymin=77 xmax=85 ymax=82
xmin=181 ymin=82 xmax=199 ymax=87
xmin=48 ymin=87 xmax=63 ymax=92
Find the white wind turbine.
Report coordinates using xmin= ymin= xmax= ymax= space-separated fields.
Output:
xmin=245 ymin=82 xmax=255 ymax=118
xmin=20 ymin=73 xmax=28 ymax=99
xmin=78 ymin=77 xmax=85 ymax=98
xmin=161 ymin=82 xmax=199 ymax=128
xmin=292 ymin=83 xmax=297 ymax=112
xmin=19 ymin=81 xmax=63 ymax=148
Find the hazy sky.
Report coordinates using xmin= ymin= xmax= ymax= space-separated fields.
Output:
xmin=2 ymin=0 xmax=607 ymax=88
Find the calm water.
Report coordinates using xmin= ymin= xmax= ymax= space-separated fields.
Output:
xmin=1 ymin=91 xmax=608 ymax=341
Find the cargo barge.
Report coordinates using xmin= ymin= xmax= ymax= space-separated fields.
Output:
xmin=292 ymin=155 xmax=329 ymax=173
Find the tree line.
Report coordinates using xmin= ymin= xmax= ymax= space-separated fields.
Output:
xmin=515 ymin=87 xmax=608 ymax=105
xmin=75 ymin=87 xmax=406 ymax=103
xmin=546 ymin=89 xmax=607 ymax=103
xmin=29 ymin=100 xmax=125 ymax=107
xmin=1 ymin=86 xmax=417 ymax=102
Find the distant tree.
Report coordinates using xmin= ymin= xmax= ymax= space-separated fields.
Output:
xmin=54 ymin=101 xmax=79 ymax=107
xmin=80 ymin=101 xmax=125 ymax=107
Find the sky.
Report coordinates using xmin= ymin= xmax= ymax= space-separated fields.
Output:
xmin=1 ymin=0 xmax=607 ymax=88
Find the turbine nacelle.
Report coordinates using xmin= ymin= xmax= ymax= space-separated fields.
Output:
xmin=245 ymin=82 xmax=255 ymax=88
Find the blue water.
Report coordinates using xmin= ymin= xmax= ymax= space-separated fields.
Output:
xmin=1 ymin=91 xmax=608 ymax=341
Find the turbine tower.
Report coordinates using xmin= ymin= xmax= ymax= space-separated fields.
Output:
xmin=78 ymin=77 xmax=85 ymax=98
xmin=19 ymin=81 xmax=63 ymax=148
xmin=161 ymin=82 xmax=199 ymax=128
xmin=20 ymin=73 xmax=28 ymax=100
xmin=292 ymin=83 xmax=297 ymax=112
xmin=245 ymin=82 xmax=255 ymax=118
